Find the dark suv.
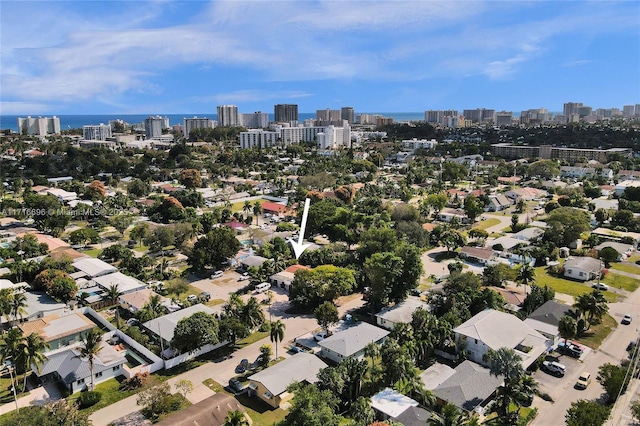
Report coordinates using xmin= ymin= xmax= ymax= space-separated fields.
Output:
xmin=557 ymin=341 xmax=583 ymax=358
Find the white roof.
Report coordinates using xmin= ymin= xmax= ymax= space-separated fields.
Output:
xmin=248 ymin=353 xmax=327 ymax=396
xmin=420 ymin=362 xmax=456 ymax=390
xmin=370 ymin=388 xmax=419 ymax=418
xmin=318 ymin=322 xmax=389 ymax=357
xmin=93 ymin=272 xmax=147 ymax=294
xmin=376 ymin=299 xmax=430 ymax=326
xmin=73 ymin=257 xmax=117 ymax=278
xmin=143 ymin=304 xmax=217 ymax=343
xmin=454 ymin=309 xmax=547 ymax=367
xmin=490 ymin=236 xmax=528 ymax=251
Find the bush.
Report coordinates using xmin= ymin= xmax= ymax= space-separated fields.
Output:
xmin=77 ymin=391 xmax=102 ymax=409
xmin=259 ymin=321 xmax=271 ymax=332
xmin=120 ymin=372 xmax=150 ymax=391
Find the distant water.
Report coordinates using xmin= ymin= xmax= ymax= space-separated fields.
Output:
xmin=0 ymin=112 xmax=426 ymax=133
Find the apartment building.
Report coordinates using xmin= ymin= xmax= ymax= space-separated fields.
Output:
xmin=17 ymin=116 xmax=61 ymax=135
xmin=82 ymin=124 xmax=112 ymax=141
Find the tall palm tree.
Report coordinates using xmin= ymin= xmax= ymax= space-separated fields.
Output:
xmin=75 ymin=329 xmax=104 ymax=391
xmin=105 ymin=284 xmax=122 ymax=328
xmin=20 ymin=332 xmax=49 ymax=392
xmin=484 ymin=347 xmax=524 ymax=421
xmin=0 ymin=288 xmax=14 ymax=331
xmin=242 ymin=297 xmax=264 ymax=330
xmin=253 ymin=202 xmax=263 ymax=226
xmin=364 ymin=341 xmax=380 ymax=366
xmin=395 ymin=375 xmax=435 ymax=408
xmin=270 ymin=320 xmax=285 ymax=360
xmin=0 ymin=328 xmax=24 ymax=364
xmin=558 ymin=315 xmax=578 ymax=344
xmin=517 ymin=264 xmax=535 ymax=295
xmin=242 ymin=201 xmax=252 ymax=219
xmin=139 ymin=294 xmax=168 ymax=322
xmin=222 ymin=410 xmax=249 ymax=426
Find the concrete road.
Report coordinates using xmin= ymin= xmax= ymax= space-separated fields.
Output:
xmin=531 ymin=284 xmax=640 ymax=425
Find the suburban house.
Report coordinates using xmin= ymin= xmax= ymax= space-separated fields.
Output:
xmin=438 ymin=208 xmax=468 ymax=224
xmin=22 ymin=292 xmax=68 ymax=322
xmin=93 ymin=272 xmax=147 ymax=295
xmin=453 ymin=309 xmax=548 ymax=369
xmin=35 ymin=335 xmax=126 ymax=393
xmin=594 ymin=242 xmax=634 ymax=261
xmin=238 ymin=255 xmax=269 ymax=271
xmin=485 ymin=194 xmax=512 ymax=212
xmin=317 ymin=322 xmax=389 ymax=363
xmin=563 ymin=257 xmax=603 ymax=281
xmin=247 ymin=352 xmax=327 ymax=408
xmin=523 ymin=300 xmax=571 ymax=344
xmin=119 ymin=288 xmax=166 ymax=314
xmin=512 ymin=227 xmax=544 ymax=242
xmin=375 ymin=299 xmax=431 ymax=331
xmin=270 ymin=264 xmax=311 ymax=291
xmin=156 ymin=393 xmax=248 ymax=426
xmin=459 ymin=246 xmax=496 ymax=265
xmin=261 ymin=201 xmax=288 ymax=217
xmin=370 ymin=388 xmax=424 ymax=423
xmin=72 ymin=257 xmax=118 ymax=278
xmin=430 ymin=360 xmax=503 ymax=414
xmin=19 ymin=311 xmax=95 ymax=350
xmin=504 ymin=187 xmax=546 ymax=203
xmin=142 ymin=304 xmax=222 ymax=358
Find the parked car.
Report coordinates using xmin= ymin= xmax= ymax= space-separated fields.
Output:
xmin=313 ymin=332 xmax=329 ymax=342
xmin=410 ymin=288 xmax=422 ymax=296
xmin=557 ymin=341 xmax=583 ymax=358
xmin=211 ymin=270 xmax=224 ymax=279
xmin=187 ymin=294 xmax=198 ymax=303
xmin=199 ymin=292 xmax=211 ymax=302
xmin=235 ymin=359 xmax=249 ymax=374
xmin=576 ymin=372 xmax=591 ymax=389
xmin=238 ymin=272 xmax=250 ymax=281
xmin=542 ymin=361 xmax=566 ymax=377
xmin=592 ymin=282 xmax=609 ymax=291
xmin=228 ymin=378 xmax=244 ymax=392
xmin=622 ymin=314 xmax=632 ymax=325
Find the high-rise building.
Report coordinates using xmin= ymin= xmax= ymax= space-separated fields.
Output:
xmin=424 ymin=110 xmax=459 ymax=124
xmin=316 ymin=108 xmax=341 ymax=122
xmin=341 ymin=107 xmax=355 ymax=124
xmin=83 ymin=124 xmax=112 ymax=141
xmin=217 ymin=105 xmax=240 ymax=126
xmin=274 ymin=104 xmax=298 ymax=123
xmin=240 ymin=112 xmax=269 ymax=128
xmin=144 ymin=116 xmax=164 ymax=139
xmin=495 ymin=111 xmax=513 ymax=127
xmin=577 ymin=106 xmax=592 ymax=118
xmin=184 ymin=117 xmax=216 ymax=139
xmin=17 ymin=116 xmax=61 ymax=135
xmin=463 ymin=108 xmax=495 ymax=123
xmin=623 ymin=105 xmax=635 ymax=117
xmin=563 ymin=102 xmax=583 ymax=116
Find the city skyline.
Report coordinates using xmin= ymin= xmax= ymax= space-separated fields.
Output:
xmin=1 ymin=1 xmax=639 ymax=115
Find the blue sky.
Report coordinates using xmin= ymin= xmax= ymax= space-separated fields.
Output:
xmin=1 ymin=1 xmax=639 ymax=115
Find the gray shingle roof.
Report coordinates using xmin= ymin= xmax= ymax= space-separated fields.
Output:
xmin=142 ymin=304 xmax=217 ymax=343
xmin=433 ymin=360 xmax=502 ymax=412
xmin=248 ymin=352 xmax=327 ymax=396
xmin=527 ymin=300 xmax=570 ymax=326
xmin=318 ymin=322 xmax=389 ymax=357
xmin=38 ymin=342 xmax=125 ymax=385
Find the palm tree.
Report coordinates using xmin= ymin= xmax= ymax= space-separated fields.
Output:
xmin=139 ymin=294 xmax=168 ymax=322
xmin=0 ymin=288 xmax=14 ymax=331
xmin=484 ymin=347 xmax=524 ymax=421
xmin=517 ymin=264 xmax=535 ymax=295
xmin=242 ymin=297 xmax=264 ymax=330
xmin=395 ymin=375 xmax=435 ymax=408
xmin=242 ymin=201 xmax=252 ymax=219
xmin=349 ymin=396 xmax=375 ymax=426
xmin=75 ymin=329 xmax=104 ymax=391
xmin=105 ymin=284 xmax=122 ymax=328
xmin=429 ymin=403 xmax=464 ymax=426
xmin=0 ymin=328 xmax=24 ymax=364
xmin=558 ymin=315 xmax=578 ymax=344
xmin=253 ymin=202 xmax=263 ymax=226
xmin=270 ymin=320 xmax=285 ymax=360
xmin=20 ymin=332 xmax=49 ymax=392
xmin=364 ymin=341 xmax=380 ymax=366
xmin=222 ymin=410 xmax=249 ymax=426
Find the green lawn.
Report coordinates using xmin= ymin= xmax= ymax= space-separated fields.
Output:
xmin=534 ymin=268 xmax=618 ymax=302
xmin=202 ymin=379 xmax=286 ymax=426
xmin=67 ymin=376 xmax=138 ymax=415
xmin=83 ymin=248 xmax=103 ymax=258
xmin=603 ymin=272 xmax=639 ymax=292
xmin=471 ymin=218 xmax=501 ymax=231
xmin=0 ymin=374 xmax=29 ymax=404
xmin=236 ymin=330 xmax=270 ymax=348
xmin=205 ymin=298 xmax=225 ymax=307
xmin=574 ymin=313 xmax=617 ymax=349
xmin=608 ymin=262 xmax=640 ymax=276
xmin=230 ymin=199 xmax=269 ymax=213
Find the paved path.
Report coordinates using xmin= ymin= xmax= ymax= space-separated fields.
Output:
xmin=0 ymin=380 xmax=61 ymax=416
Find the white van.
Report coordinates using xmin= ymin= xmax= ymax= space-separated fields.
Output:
xmin=211 ymin=270 xmax=224 ymax=279
xmin=255 ymin=282 xmax=271 ymax=293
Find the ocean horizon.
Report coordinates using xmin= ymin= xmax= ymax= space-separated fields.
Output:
xmin=0 ymin=112 xmax=429 ymax=133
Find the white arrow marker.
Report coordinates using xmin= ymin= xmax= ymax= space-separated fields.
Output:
xmin=289 ymin=198 xmax=311 ymax=259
